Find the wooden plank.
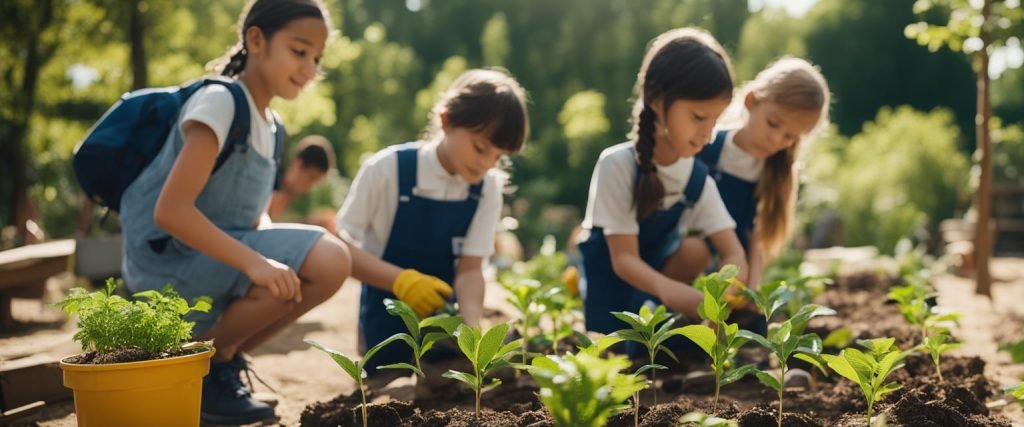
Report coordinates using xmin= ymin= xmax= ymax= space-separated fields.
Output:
xmin=0 ymin=355 xmax=70 ymax=411
xmin=0 ymin=240 xmax=74 ymax=273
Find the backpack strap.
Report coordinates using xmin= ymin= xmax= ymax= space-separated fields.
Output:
xmin=681 ymin=160 xmax=708 ymax=209
xmin=209 ymin=79 xmax=251 ymax=174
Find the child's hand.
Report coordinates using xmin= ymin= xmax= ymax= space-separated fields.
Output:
xmin=392 ymin=269 xmax=453 ymax=317
xmin=247 ymin=258 xmax=302 ymax=303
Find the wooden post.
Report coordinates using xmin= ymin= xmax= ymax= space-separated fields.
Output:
xmin=974 ymin=0 xmax=993 ymax=297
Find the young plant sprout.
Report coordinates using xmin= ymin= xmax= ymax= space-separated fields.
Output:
xmin=305 ymin=336 xmax=406 ymax=427
xmin=824 ymin=338 xmax=908 ymax=426
xmin=443 ymin=322 xmax=523 ymax=417
xmin=380 ymin=298 xmax=462 ymax=376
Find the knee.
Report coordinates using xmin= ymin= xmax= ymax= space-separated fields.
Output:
xmin=244 ymin=285 xmax=296 ymax=313
xmin=679 ymin=237 xmax=712 ymax=266
xmin=301 ymin=234 xmax=350 ymax=291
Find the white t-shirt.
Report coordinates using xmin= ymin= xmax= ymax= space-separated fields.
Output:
xmin=716 ymin=129 xmax=764 ymax=182
xmin=337 ymin=141 xmax=503 ymax=258
xmin=581 ymin=142 xmax=736 ymax=237
xmin=178 ymin=81 xmax=276 ymax=160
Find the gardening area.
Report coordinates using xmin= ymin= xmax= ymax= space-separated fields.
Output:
xmin=3 ymin=0 xmax=1024 ymax=426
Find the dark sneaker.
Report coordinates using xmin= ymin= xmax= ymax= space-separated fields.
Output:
xmin=201 ymin=359 xmax=276 ymax=425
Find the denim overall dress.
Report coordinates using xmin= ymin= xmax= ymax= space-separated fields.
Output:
xmin=577 ymin=151 xmax=709 ymax=337
xmin=359 ymin=144 xmax=482 ymax=372
xmin=120 ymin=86 xmax=324 ymax=333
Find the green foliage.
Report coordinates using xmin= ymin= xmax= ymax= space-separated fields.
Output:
xmin=823 ymin=327 xmax=855 ymax=349
xmin=306 ymin=334 xmax=407 ymax=427
xmin=54 ymin=279 xmax=211 ymax=355
xmin=607 ymin=304 xmax=681 ymax=406
xmin=499 ymin=236 xmax=582 ymax=356
xmin=921 ymin=333 xmax=959 ymax=382
xmin=999 ymin=339 xmax=1024 ymax=364
xmin=739 ymin=304 xmax=836 ymax=427
xmin=679 ymin=411 xmax=738 ymax=427
xmin=527 ymin=349 xmax=644 ymax=427
xmin=824 ymin=338 xmax=908 ymax=425
xmin=1005 ymin=382 xmax=1024 ymax=405
xmin=831 ymin=106 xmax=969 ymax=253
xmin=677 ymin=265 xmax=758 ymax=412
xmin=380 ymin=298 xmax=462 ymax=376
xmin=443 ymin=323 xmax=522 ymax=416
xmin=741 ymin=280 xmax=789 ymax=324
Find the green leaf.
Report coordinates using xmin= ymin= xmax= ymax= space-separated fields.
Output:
xmin=794 ymin=353 xmax=829 ymax=376
xmin=378 ymin=362 xmax=424 ymax=377
xmin=608 ymin=329 xmax=648 ymax=345
xmin=673 ymin=324 xmax=716 ymax=357
xmin=421 ymin=315 xmax=463 ymax=335
xmin=634 ymin=363 xmax=668 ymax=376
xmin=364 ymin=333 xmax=411 ymax=364
xmin=823 ymin=327 xmax=854 ymax=349
xmin=443 ymin=370 xmax=478 ymax=388
xmin=494 ymin=339 xmax=522 ymax=360
xmin=718 ymin=264 xmax=738 ymax=281
xmin=702 ymin=287 xmax=722 ymax=322
xmin=721 ymin=364 xmax=757 ymax=386
xmin=454 ymin=324 xmax=479 ymax=360
xmin=306 ymin=339 xmax=362 ymax=381
xmin=384 ymin=299 xmax=420 ymax=340
xmin=477 ymin=323 xmax=510 ymax=368
xmin=191 ymin=296 xmax=213 ymax=313
xmin=753 ymin=370 xmax=783 ymax=392
xmin=611 ymin=311 xmax=647 ymax=331
xmin=823 ymin=353 xmax=861 ymax=384
xmin=736 ymin=329 xmax=774 ymax=351
xmin=420 ymin=331 xmax=451 ymax=355
xmin=592 ymin=336 xmax=624 ymax=354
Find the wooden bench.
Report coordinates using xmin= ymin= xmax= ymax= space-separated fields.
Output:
xmin=0 ymin=235 xmax=122 ymax=331
xmin=0 ymin=240 xmax=75 ymax=331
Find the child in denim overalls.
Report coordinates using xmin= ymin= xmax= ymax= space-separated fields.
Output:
xmin=336 ymin=69 xmax=529 ymax=376
xmin=688 ymin=58 xmax=831 ymax=293
xmin=577 ymin=28 xmax=749 ymax=338
xmin=119 ymin=0 xmax=347 ymax=423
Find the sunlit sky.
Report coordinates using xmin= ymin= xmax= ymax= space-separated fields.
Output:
xmin=748 ymin=0 xmax=819 ymax=17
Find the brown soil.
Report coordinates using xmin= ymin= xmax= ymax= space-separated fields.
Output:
xmin=61 ymin=346 xmax=203 ymax=365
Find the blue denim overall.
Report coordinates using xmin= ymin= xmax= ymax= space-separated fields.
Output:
xmin=578 ymin=153 xmax=709 ymax=338
xmin=119 ymin=91 xmax=324 ymax=334
xmin=697 ymin=130 xmax=758 ymax=251
xmin=359 ymin=144 xmax=482 ymax=373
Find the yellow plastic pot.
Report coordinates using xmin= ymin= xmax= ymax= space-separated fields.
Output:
xmin=61 ymin=348 xmax=214 ymax=427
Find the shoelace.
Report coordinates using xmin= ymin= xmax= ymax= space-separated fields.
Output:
xmin=213 ymin=362 xmax=252 ymax=399
xmin=233 ymin=354 xmax=278 ymax=395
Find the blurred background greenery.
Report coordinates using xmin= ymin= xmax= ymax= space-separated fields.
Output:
xmin=2 ymin=0 xmax=1022 ymax=256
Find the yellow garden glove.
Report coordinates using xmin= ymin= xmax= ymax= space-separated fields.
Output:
xmin=392 ymin=269 xmax=453 ymax=317
xmin=562 ymin=266 xmax=580 ymax=296
xmin=725 ymin=279 xmax=747 ymax=309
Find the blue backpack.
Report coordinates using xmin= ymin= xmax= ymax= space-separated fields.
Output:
xmin=73 ymin=77 xmax=284 ymax=212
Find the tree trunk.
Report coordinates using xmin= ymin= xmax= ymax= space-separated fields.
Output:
xmin=3 ymin=0 xmax=55 ymax=232
xmin=975 ymin=0 xmax=993 ymax=297
xmin=129 ymin=0 xmax=147 ymax=90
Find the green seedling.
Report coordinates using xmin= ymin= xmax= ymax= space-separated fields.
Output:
xmin=679 ymin=411 xmax=738 ymax=427
xmin=306 ymin=335 xmax=406 ymax=427
xmin=380 ymin=298 xmax=462 ymax=376
xmin=780 ymin=275 xmax=833 ymax=318
xmin=999 ymin=339 xmax=1024 ymax=364
xmin=443 ymin=322 xmax=523 ymax=416
xmin=54 ymin=279 xmax=212 ymax=355
xmin=823 ymin=327 xmax=855 ymax=349
xmin=677 ymin=265 xmax=758 ymax=412
xmin=738 ymin=304 xmax=836 ymax=427
xmin=921 ymin=332 xmax=959 ymax=382
xmin=823 ymin=338 xmax=907 ymax=425
xmin=527 ymin=347 xmax=645 ymax=427
xmin=1004 ymin=382 xmax=1024 ymax=405
xmin=501 ymin=278 xmax=544 ymax=372
xmin=741 ymin=280 xmax=790 ymax=325
xmin=887 ymin=283 xmax=931 ymax=339
xmin=608 ymin=304 xmax=681 ymax=406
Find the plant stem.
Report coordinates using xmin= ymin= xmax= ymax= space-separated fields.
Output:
xmin=777 ymin=385 xmax=783 ymax=427
xmin=713 ymin=377 xmax=721 ymax=413
xmin=634 ymin=392 xmax=640 ymax=427
xmin=475 ymin=387 xmax=481 ymax=417
xmin=359 ymin=381 xmax=368 ymax=427
xmin=649 ymin=347 xmax=657 ymax=405
xmin=777 ymin=363 xmax=785 ymax=427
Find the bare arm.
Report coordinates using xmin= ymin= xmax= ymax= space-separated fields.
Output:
xmin=746 ymin=231 xmax=764 ymax=289
xmin=453 ymin=256 xmax=484 ymax=327
xmin=340 ymin=237 xmax=404 ymax=292
xmin=605 ymin=234 xmax=703 ymax=319
xmin=154 ymin=121 xmax=300 ymax=301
